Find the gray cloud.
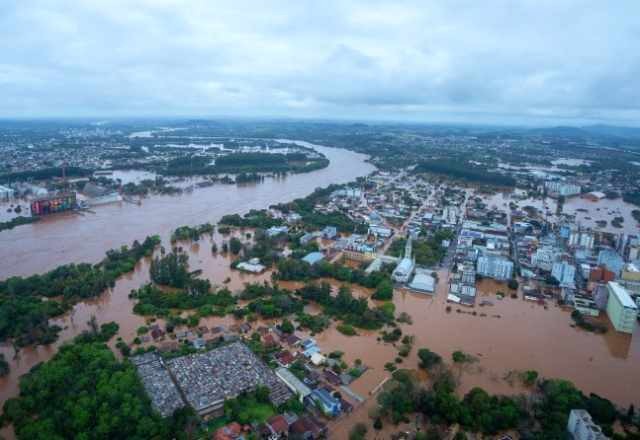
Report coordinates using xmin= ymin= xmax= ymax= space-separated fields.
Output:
xmin=0 ymin=0 xmax=639 ymax=125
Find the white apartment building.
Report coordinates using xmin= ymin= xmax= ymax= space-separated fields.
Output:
xmin=477 ymin=256 xmax=513 ymax=281
xmin=552 ymin=261 xmax=577 ymax=287
xmin=606 ymin=282 xmax=638 ymax=334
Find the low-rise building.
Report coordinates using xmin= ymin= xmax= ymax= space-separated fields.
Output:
xmin=408 ymin=270 xmax=436 ymax=294
xmin=266 ymin=226 xmax=289 ymax=237
xmin=275 ymin=367 xmax=312 ymax=403
xmin=567 ymin=409 xmax=609 ymax=440
xmin=309 ymin=389 xmax=341 ymax=417
xmin=302 ymin=252 xmax=324 ymax=265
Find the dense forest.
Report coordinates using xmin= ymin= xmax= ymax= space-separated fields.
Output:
xmin=163 ymin=152 xmax=328 ymax=176
xmin=413 ymin=160 xmax=516 ymax=187
xmin=0 ymin=216 xmax=39 ymax=233
xmin=0 ymin=166 xmax=91 ymax=183
xmin=375 ymin=362 xmax=637 ymax=439
xmin=1 ymin=324 xmax=191 ymax=439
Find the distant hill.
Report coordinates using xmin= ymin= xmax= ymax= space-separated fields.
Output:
xmin=581 ymin=124 xmax=640 ymax=140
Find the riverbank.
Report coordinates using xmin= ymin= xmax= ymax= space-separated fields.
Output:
xmin=0 ymin=142 xmax=374 ymax=279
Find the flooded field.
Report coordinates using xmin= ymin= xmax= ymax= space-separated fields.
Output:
xmin=564 ymin=196 xmax=640 ymax=235
xmin=480 ymin=190 xmax=640 ymax=234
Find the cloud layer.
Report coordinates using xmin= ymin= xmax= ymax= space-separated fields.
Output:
xmin=1 ymin=0 xmax=639 ymax=125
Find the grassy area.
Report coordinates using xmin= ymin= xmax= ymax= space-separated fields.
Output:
xmin=208 ymin=388 xmax=277 ymax=430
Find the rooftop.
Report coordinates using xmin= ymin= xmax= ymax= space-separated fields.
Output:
xmin=608 ymin=282 xmax=638 ymax=309
xmin=130 ymin=352 xmax=185 ymax=417
xmin=166 ymin=342 xmax=291 ymax=414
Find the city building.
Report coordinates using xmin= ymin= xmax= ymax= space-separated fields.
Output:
xmin=302 ymin=252 xmax=324 ymax=265
xmin=606 ymin=282 xmax=638 ymax=334
xmin=531 ymin=246 xmax=558 ymax=272
xmin=266 ymin=226 xmax=289 ymax=237
xmin=552 ymin=261 xmax=577 ymax=287
xmin=546 ymin=180 xmax=581 ymax=197
xmin=299 ymin=232 xmax=316 ymax=245
xmin=408 ymin=270 xmax=436 ymax=294
xmin=309 ymin=389 xmax=341 ymax=417
xmin=0 ymin=185 xmax=14 ymax=201
xmin=567 ymin=409 xmax=609 ymax=440
xmin=343 ymin=242 xmax=376 ymax=262
xmin=275 ymin=367 xmax=312 ymax=403
xmin=368 ymin=224 xmax=392 ymax=238
xmin=321 ymin=226 xmax=338 ymax=239
xmin=392 ymin=238 xmax=415 ymax=283
xmin=569 ymin=229 xmax=595 ymax=249
xmin=476 ymin=256 xmax=513 ymax=281
xmin=597 ymin=249 xmax=624 ymax=276
xmin=236 ymin=258 xmax=266 ymax=273
xmin=627 ymin=238 xmax=640 ymax=261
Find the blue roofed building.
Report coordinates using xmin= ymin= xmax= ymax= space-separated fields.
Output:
xmin=302 ymin=252 xmax=325 ymax=265
xmin=309 ymin=388 xmax=342 ymax=417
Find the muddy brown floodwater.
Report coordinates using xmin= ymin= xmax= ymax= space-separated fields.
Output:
xmin=0 ymin=141 xmax=375 ymax=279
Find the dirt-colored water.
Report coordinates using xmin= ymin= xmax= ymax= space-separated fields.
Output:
xmin=480 ymin=190 xmax=640 ymax=234
xmin=1 ymin=248 xmax=638 ymax=438
xmin=0 ymin=142 xmax=374 ymax=279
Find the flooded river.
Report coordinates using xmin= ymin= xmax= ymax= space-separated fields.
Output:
xmin=0 ymin=142 xmax=374 ymax=278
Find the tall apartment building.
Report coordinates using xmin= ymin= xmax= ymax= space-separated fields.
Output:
xmin=477 ymin=256 xmax=513 ymax=281
xmin=569 ymin=229 xmax=595 ymax=249
xmin=552 ymin=261 xmax=576 ymax=287
xmin=598 ymin=249 xmax=624 ymax=276
xmin=531 ymin=246 xmax=558 ymax=272
xmin=606 ymin=282 xmax=638 ymax=334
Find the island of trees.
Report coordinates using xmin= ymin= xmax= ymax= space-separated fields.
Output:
xmin=0 ymin=235 xmax=160 ymax=347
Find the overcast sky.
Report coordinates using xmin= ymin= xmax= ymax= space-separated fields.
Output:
xmin=1 ymin=0 xmax=639 ymax=125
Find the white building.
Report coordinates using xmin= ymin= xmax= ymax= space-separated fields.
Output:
xmin=627 ymin=238 xmax=640 ymax=261
xmin=408 ymin=270 xmax=436 ymax=294
xmin=546 ymin=180 xmax=581 ymax=197
xmin=569 ymin=230 xmax=595 ymax=249
xmin=266 ymin=226 xmax=289 ymax=237
xmin=442 ymin=206 xmax=458 ymax=225
xmin=275 ymin=367 xmax=311 ymax=403
xmin=368 ymin=225 xmax=392 ymax=238
xmin=552 ymin=262 xmax=576 ymax=287
xmin=392 ymin=238 xmax=415 ymax=283
xmin=606 ymin=282 xmax=638 ymax=334
xmin=476 ymin=256 xmax=513 ymax=281
xmin=567 ymin=409 xmax=608 ymax=440
xmin=0 ymin=185 xmax=14 ymax=201
xmin=531 ymin=247 xmax=558 ymax=272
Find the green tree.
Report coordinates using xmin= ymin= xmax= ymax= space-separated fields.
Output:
xmin=280 ymin=318 xmax=295 ymax=334
xmin=372 ymin=279 xmax=394 ymax=300
xmin=3 ymin=341 xmax=171 ymax=439
xmin=229 ymin=237 xmax=243 ymax=255
xmin=418 ymin=348 xmax=442 ymax=370
xmin=0 ymin=353 xmax=9 ymax=377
